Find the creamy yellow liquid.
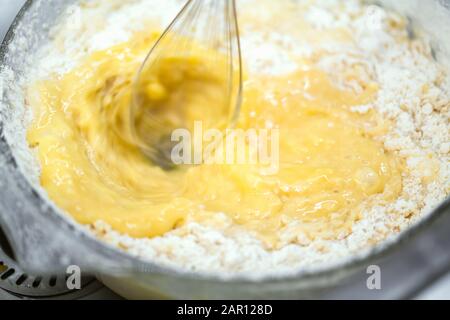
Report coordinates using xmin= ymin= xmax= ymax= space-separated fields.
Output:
xmin=27 ymin=31 xmax=403 ymax=248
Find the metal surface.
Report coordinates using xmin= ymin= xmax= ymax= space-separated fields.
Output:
xmin=0 ymin=226 xmax=117 ymax=299
xmin=0 ymin=0 xmax=449 ymax=299
xmin=417 ymin=273 xmax=450 ymax=300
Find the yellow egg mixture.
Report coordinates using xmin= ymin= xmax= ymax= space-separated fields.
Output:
xmin=27 ymin=27 xmax=403 ymax=248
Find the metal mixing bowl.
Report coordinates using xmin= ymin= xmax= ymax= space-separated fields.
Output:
xmin=0 ymin=0 xmax=449 ymax=299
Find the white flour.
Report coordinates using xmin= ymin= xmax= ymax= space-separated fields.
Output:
xmin=1 ymin=0 xmax=449 ymax=279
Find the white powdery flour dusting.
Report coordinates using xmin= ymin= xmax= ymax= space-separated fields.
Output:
xmin=1 ymin=0 xmax=449 ymax=279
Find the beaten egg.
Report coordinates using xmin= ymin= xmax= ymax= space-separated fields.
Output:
xmin=27 ymin=31 xmax=403 ymax=248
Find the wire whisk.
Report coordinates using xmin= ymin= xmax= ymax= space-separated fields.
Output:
xmin=130 ymin=0 xmax=243 ymax=169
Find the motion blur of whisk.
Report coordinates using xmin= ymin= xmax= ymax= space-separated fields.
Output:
xmin=129 ymin=0 xmax=243 ymax=169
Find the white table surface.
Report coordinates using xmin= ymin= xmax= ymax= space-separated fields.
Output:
xmin=0 ymin=0 xmax=26 ymax=42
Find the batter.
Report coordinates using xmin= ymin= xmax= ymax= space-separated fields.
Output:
xmin=27 ymin=29 xmax=403 ymax=248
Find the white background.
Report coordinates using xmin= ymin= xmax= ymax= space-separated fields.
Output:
xmin=0 ymin=0 xmax=26 ymax=42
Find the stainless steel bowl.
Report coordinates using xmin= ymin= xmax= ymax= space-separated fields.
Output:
xmin=0 ymin=0 xmax=449 ymax=299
